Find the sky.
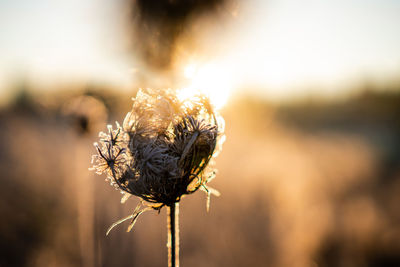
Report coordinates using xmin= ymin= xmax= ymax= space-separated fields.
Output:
xmin=1 ymin=0 xmax=400 ymax=103
xmin=0 ymin=0 xmax=133 ymax=97
xmin=225 ymin=0 xmax=400 ymax=97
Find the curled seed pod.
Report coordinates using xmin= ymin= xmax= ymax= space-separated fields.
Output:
xmin=90 ymin=88 xmax=225 ymax=228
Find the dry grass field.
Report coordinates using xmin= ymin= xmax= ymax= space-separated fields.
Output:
xmin=1 ymin=87 xmax=400 ymax=267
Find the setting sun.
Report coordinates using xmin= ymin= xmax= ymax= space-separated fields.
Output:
xmin=179 ymin=62 xmax=232 ymax=110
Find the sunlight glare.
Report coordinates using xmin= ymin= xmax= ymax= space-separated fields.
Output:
xmin=179 ymin=63 xmax=232 ymax=110
xmin=183 ymin=64 xmax=197 ymax=79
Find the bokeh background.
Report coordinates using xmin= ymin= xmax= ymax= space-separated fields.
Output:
xmin=1 ymin=0 xmax=400 ymax=266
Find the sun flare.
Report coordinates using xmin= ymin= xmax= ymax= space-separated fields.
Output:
xmin=179 ymin=62 xmax=232 ymax=110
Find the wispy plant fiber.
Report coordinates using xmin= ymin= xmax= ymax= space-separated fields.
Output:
xmin=90 ymin=88 xmax=224 ymax=233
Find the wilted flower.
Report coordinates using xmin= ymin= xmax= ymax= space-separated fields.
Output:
xmin=90 ymin=88 xmax=224 ymax=233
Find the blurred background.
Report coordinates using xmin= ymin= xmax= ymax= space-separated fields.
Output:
xmin=1 ymin=0 xmax=400 ymax=266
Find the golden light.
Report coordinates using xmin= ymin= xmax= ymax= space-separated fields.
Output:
xmin=183 ymin=64 xmax=197 ymax=79
xmin=179 ymin=62 xmax=232 ymax=110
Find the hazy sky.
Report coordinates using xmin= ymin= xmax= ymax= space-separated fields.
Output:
xmin=0 ymin=0 xmax=132 ymax=93
xmin=1 ymin=0 xmax=400 ymax=101
xmin=227 ymin=0 xmax=400 ymax=97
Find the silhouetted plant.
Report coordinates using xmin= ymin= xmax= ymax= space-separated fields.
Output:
xmin=90 ymin=88 xmax=224 ymax=266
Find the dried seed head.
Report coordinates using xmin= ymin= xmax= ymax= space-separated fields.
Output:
xmin=90 ymin=88 xmax=224 ymax=210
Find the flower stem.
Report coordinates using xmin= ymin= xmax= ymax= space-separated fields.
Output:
xmin=167 ymin=202 xmax=179 ymax=267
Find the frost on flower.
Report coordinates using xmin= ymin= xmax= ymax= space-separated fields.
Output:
xmin=90 ymin=89 xmax=225 ymax=233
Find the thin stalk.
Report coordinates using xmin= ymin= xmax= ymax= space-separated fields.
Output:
xmin=167 ymin=202 xmax=179 ymax=267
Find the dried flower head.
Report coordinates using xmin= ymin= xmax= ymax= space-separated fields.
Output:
xmin=90 ymin=89 xmax=224 ymax=232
